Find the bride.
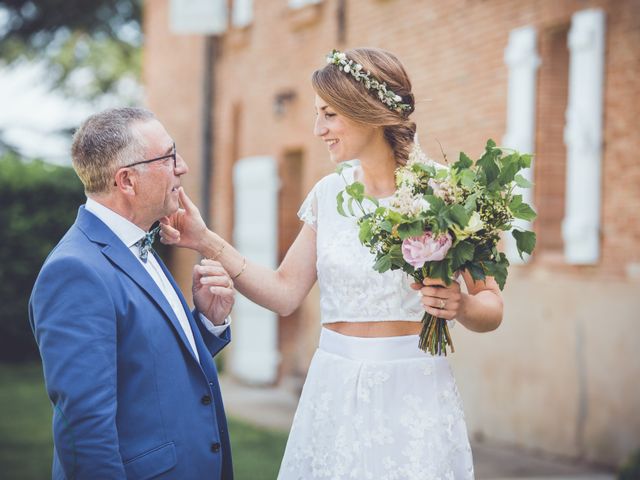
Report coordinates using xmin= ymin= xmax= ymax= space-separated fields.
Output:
xmin=161 ymin=47 xmax=503 ymax=479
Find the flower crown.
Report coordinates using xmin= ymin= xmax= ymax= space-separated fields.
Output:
xmin=326 ymin=49 xmax=413 ymax=115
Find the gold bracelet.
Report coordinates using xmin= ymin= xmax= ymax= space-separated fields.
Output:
xmin=209 ymin=242 xmax=226 ymax=261
xmin=233 ymin=257 xmax=247 ymax=279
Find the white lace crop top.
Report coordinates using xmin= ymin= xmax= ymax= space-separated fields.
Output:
xmin=298 ymin=165 xmax=425 ymax=324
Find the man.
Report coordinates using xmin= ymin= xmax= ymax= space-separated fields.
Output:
xmin=29 ymin=107 xmax=235 ymax=479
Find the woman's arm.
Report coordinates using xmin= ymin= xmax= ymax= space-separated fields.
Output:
xmin=161 ymin=188 xmax=317 ymax=316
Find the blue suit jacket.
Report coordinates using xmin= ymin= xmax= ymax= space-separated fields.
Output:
xmin=29 ymin=207 xmax=233 ymax=479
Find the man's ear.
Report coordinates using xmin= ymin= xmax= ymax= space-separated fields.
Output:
xmin=114 ymin=168 xmax=137 ymax=196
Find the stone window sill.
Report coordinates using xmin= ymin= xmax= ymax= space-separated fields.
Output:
xmin=287 ymin=1 xmax=324 ymax=30
xmin=226 ymin=23 xmax=252 ymax=49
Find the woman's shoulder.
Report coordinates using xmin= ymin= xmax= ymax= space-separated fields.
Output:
xmin=310 ymin=161 xmax=357 ymax=197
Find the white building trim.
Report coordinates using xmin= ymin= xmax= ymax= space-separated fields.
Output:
xmin=503 ymin=25 xmax=540 ymax=263
xmin=232 ymin=0 xmax=253 ymax=28
xmin=562 ymin=9 xmax=606 ymax=264
xmin=231 ymin=156 xmax=280 ymax=384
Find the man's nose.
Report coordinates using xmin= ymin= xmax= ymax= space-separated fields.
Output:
xmin=175 ymin=154 xmax=188 ymax=175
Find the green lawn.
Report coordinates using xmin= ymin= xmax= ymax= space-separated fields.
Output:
xmin=0 ymin=363 xmax=287 ymax=480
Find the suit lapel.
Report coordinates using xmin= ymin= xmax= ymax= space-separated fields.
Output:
xmin=76 ymin=207 xmax=200 ymax=364
xmin=154 ymin=253 xmax=216 ymax=374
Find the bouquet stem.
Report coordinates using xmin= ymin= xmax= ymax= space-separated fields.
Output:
xmin=418 ymin=312 xmax=454 ymax=356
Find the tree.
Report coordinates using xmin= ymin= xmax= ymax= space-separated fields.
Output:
xmin=0 ymin=153 xmax=86 ymax=362
xmin=0 ymin=0 xmax=142 ymax=99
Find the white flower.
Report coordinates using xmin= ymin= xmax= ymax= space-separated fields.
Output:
xmin=451 ymin=211 xmax=484 ymax=240
xmin=390 ymin=185 xmax=429 ymax=217
xmin=394 ymin=94 xmax=402 ymax=102
xmin=395 ymin=167 xmax=419 ymax=187
xmin=344 ymin=64 xmax=351 ymax=73
xmin=337 ymin=52 xmax=346 ymax=60
xmin=407 ymin=141 xmax=430 ymax=166
xmin=413 ymin=196 xmax=431 ymax=213
xmin=428 ymin=178 xmax=446 ymax=198
xmin=355 ymin=63 xmax=363 ymax=71
xmin=466 ymin=211 xmax=484 ymax=233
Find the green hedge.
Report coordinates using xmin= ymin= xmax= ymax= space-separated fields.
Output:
xmin=0 ymin=154 xmax=85 ymax=362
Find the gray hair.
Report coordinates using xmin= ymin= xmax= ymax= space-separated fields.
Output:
xmin=71 ymin=107 xmax=155 ymax=194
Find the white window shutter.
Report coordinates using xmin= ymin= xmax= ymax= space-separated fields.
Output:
xmin=232 ymin=0 xmax=253 ymax=28
xmin=562 ymin=9 xmax=606 ymax=264
xmin=231 ymin=156 xmax=280 ymax=384
xmin=502 ymin=25 xmax=540 ymax=264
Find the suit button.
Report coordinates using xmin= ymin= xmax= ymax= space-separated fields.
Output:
xmin=201 ymin=395 xmax=212 ymax=405
xmin=211 ymin=442 xmax=221 ymax=453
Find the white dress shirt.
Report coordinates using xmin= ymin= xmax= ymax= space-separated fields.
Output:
xmin=85 ymin=198 xmax=230 ymax=362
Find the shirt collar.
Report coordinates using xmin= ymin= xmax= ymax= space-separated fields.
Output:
xmin=84 ymin=197 xmax=147 ymax=248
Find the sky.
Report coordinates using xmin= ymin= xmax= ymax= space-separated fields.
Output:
xmin=0 ymin=61 xmax=142 ymax=166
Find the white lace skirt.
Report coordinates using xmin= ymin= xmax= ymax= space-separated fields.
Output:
xmin=278 ymin=328 xmax=474 ymax=480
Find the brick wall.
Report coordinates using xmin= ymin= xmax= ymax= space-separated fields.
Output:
xmin=144 ymin=0 xmax=640 ymax=465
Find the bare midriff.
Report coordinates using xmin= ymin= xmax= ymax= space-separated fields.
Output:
xmin=323 ymin=321 xmax=422 ymax=338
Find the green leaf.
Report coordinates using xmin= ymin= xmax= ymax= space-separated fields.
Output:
xmin=336 ymin=191 xmax=347 ymax=217
xmin=359 ymin=219 xmax=372 ymax=244
xmin=485 ymin=254 xmax=509 ymax=290
xmin=486 ymin=139 xmax=497 ymax=149
xmin=336 ymin=162 xmax=354 ymax=175
xmin=451 ymin=241 xmax=475 ymax=270
xmin=477 ymin=151 xmax=499 ymax=185
xmin=397 ymin=221 xmax=424 ymax=240
xmin=448 ymin=204 xmax=471 ymax=228
xmin=380 ymin=220 xmax=394 ymax=233
xmin=498 ymin=153 xmax=520 ymax=185
xmin=512 ymin=229 xmax=536 ymax=258
xmin=519 ymin=154 xmax=533 ymax=169
xmin=460 ymin=169 xmax=476 ymax=188
xmin=466 ymin=263 xmax=486 ymax=282
xmin=424 ymin=195 xmax=445 ymax=213
xmin=387 ymin=209 xmax=405 ymax=225
xmin=508 ymin=195 xmax=537 ymax=221
xmin=373 ymin=254 xmax=392 ymax=273
xmin=388 ymin=244 xmax=405 ymax=267
xmin=514 ymin=174 xmax=533 ymax=188
xmin=435 ymin=168 xmax=448 ymax=181
xmin=453 ymin=151 xmax=473 ymax=171
xmin=413 ymin=162 xmax=436 ymax=177
xmin=345 ymin=181 xmax=365 ymax=201
xmin=464 ymin=192 xmax=478 ymax=210
xmin=429 ymin=259 xmax=453 ymax=284
xmin=347 ymin=196 xmax=356 ymax=216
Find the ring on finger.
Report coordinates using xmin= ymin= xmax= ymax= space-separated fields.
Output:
xmin=439 ymin=299 xmax=446 ymax=309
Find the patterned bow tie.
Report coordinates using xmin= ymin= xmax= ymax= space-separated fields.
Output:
xmin=135 ymin=225 xmax=161 ymax=263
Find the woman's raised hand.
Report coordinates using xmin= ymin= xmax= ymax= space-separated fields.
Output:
xmin=159 ymin=187 xmax=208 ymax=251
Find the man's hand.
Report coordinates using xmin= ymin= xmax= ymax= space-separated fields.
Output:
xmin=160 ymin=188 xmax=208 ymax=251
xmin=192 ymin=259 xmax=235 ymax=325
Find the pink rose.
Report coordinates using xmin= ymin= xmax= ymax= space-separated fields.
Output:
xmin=401 ymin=231 xmax=452 ymax=268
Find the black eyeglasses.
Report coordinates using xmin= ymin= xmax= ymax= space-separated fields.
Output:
xmin=122 ymin=142 xmax=177 ymax=169
xmin=113 ymin=142 xmax=177 ymax=186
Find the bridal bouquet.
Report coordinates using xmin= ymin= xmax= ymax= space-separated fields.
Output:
xmin=337 ymin=138 xmax=536 ymax=355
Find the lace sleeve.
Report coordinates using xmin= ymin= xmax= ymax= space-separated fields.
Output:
xmin=297 ymin=185 xmax=318 ymax=231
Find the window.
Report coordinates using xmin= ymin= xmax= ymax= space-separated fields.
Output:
xmin=232 ymin=0 xmax=253 ymax=28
